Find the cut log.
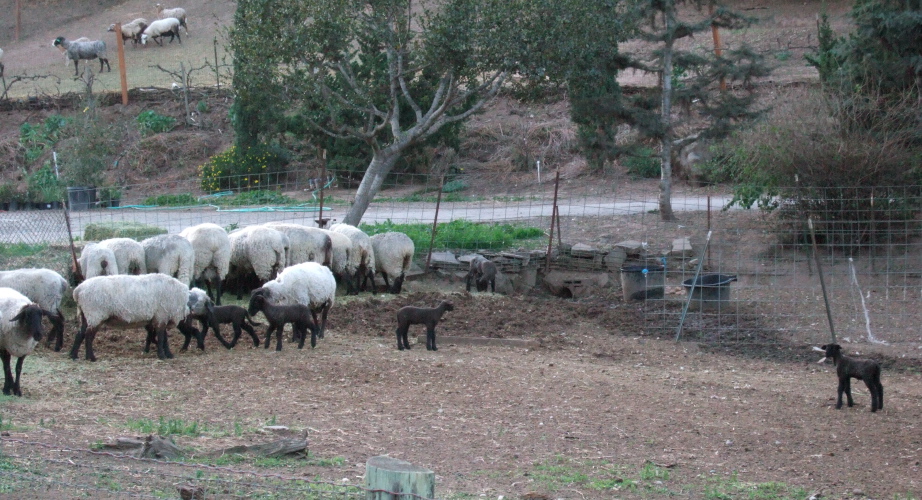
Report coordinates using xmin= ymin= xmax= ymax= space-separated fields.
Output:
xmin=101 ymin=435 xmax=182 ymax=460
xmin=219 ymin=438 xmax=308 ymax=457
xmin=366 ymin=456 xmax=434 ymax=500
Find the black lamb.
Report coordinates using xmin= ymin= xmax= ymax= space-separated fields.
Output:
xmin=395 ymin=300 xmax=454 ymax=351
xmin=821 ymin=343 xmax=884 ymax=413
xmin=248 ymin=293 xmax=317 ymax=351
xmin=465 ymin=256 xmax=496 ymax=293
xmin=201 ymin=305 xmax=263 ymax=349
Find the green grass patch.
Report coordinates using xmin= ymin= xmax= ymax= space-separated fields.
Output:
xmin=125 ymin=417 xmax=208 ymax=437
xmin=0 ymin=243 xmax=47 ymax=258
xmin=375 ymin=192 xmax=485 ymax=203
xmin=361 ymin=219 xmax=544 ymax=251
xmin=703 ymin=472 xmax=808 ymax=500
xmin=142 ymin=193 xmax=201 ymax=206
xmin=83 ymin=221 xmax=167 ymax=241
xmin=219 ymin=190 xmax=298 ymax=206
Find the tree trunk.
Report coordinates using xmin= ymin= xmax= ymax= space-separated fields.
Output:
xmin=343 ymin=150 xmax=402 ymax=225
xmin=658 ymin=33 xmax=677 ymax=222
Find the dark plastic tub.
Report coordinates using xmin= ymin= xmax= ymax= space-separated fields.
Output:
xmin=682 ymin=274 xmax=737 ymax=311
xmin=620 ymin=264 xmax=665 ymax=301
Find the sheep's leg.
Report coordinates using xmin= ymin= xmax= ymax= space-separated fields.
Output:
xmin=843 ymin=377 xmax=854 ymax=407
xmin=176 ymin=321 xmax=196 ymax=352
xmin=490 ymin=278 xmax=495 ymax=294
xmin=11 ymin=356 xmax=24 ymax=396
xmin=69 ymin=314 xmax=88 ymax=360
xmin=155 ymin=328 xmax=173 ymax=360
xmin=396 ymin=326 xmax=408 ymax=351
xmin=263 ymin=325 xmax=274 ymax=349
xmin=241 ymin=322 xmax=260 ymax=347
xmin=876 ymin=379 xmax=884 ymax=411
xmin=427 ymin=326 xmax=438 ymax=351
xmin=214 ymin=279 xmax=223 ymax=306
xmin=144 ymin=324 xmax=156 ymax=353
xmin=84 ymin=327 xmax=98 ymax=362
xmin=863 ymin=379 xmax=879 ymax=412
xmin=45 ymin=309 xmax=65 ymax=351
xmin=1 ymin=351 xmax=13 ymax=395
xmin=392 ymin=274 xmax=405 ymax=294
xmin=215 ymin=323 xmax=235 ymax=349
xmin=465 ymin=271 xmax=474 ymax=292
xmin=73 ymin=59 xmax=80 ymax=77
xmin=275 ymin=324 xmax=284 ymax=351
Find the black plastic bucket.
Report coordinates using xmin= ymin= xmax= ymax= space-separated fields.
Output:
xmin=620 ymin=264 xmax=665 ymax=301
xmin=682 ymin=274 xmax=737 ymax=311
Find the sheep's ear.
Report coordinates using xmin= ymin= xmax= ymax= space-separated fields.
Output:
xmin=9 ymin=305 xmax=32 ymax=323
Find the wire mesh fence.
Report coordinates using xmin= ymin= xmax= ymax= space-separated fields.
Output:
xmin=1 ymin=168 xmax=920 ymax=349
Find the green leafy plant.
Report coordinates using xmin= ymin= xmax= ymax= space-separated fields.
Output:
xmin=623 ymin=147 xmax=661 ymax=179
xmin=19 ymin=115 xmax=70 ymax=165
xmin=361 ymin=219 xmax=544 ymax=251
xmin=97 ymin=187 xmax=122 ymax=207
xmin=221 ymin=190 xmax=296 ymax=206
xmin=142 ymin=193 xmax=200 ymax=206
xmin=441 ymin=179 xmax=468 ymax=193
xmin=136 ymin=110 xmax=177 ymax=136
xmin=26 ymin=163 xmax=64 ymax=202
xmin=199 ymin=144 xmax=290 ymax=193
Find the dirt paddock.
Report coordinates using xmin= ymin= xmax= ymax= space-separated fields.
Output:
xmin=2 ymin=285 xmax=921 ymax=499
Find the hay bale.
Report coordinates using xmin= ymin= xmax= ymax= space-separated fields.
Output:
xmin=83 ymin=221 xmax=167 ymax=241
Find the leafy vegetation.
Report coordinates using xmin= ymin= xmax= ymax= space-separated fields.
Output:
xmin=199 ymin=144 xmax=290 ymax=193
xmin=0 ymin=243 xmax=48 ymax=258
xmin=18 ymin=115 xmax=70 ymax=165
xmin=623 ymin=147 xmax=661 ymax=179
xmin=361 ymin=219 xmax=543 ymax=251
xmin=136 ymin=110 xmax=177 ymax=136
xmin=125 ymin=417 xmax=208 ymax=437
xmin=83 ymin=221 xmax=167 ymax=241
xmin=703 ymin=471 xmax=808 ymax=500
xmin=142 ymin=193 xmax=201 ymax=206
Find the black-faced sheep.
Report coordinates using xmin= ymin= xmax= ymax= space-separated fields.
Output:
xmin=180 ymin=223 xmax=231 ymax=305
xmin=330 ymin=223 xmax=376 ymax=294
xmin=252 ymin=262 xmax=336 ymax=340
xmin=70 ymin=274 xmax=194 ymax=361
xmin=248 ymin=293 xmax=317 ymax=350
xmin=369 ymin=232 xmax=415 ymax=294
xmin=141 ymin=18 xmax=182 ymax=46
xmin=0 ymin=288 xmax=52 ymax=397
xmin=52 ymin=37 xmax=110 ymax=77
xmin=465 ymin=255 xmax=496 ymax=293
xmin=820 ymin=343 xmax=884 ymax=413
xmin=395 ymin=300 xmax=454 ymax=351
xmin=155 ymin=4 xmax=188 ymax=34
xmin=0 ymin=269 xmax=68 ymax=352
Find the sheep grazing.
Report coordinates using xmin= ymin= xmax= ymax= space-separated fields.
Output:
xmin=252 ymin=262 xmax=336 ymax=339
xmin=329 ymin=223 xmax=376 ymax=294
xmin=264 ymin=222 xmax=332 ymax=267
xmin=820 ymin=343 xmax=884 ymax=413
xmin=180 ymin=223 xmax=231 ymax=305
xmin=317 ymin=228 xmax=356 ymax=293
xmin=226 ymin=225 xmax=289 ymax=299
xmin=78 ymin=243 xmax=120 ymax=280
xmin=395 ymin=300 xmax=454 ymax=351
xmin=167 ymin=287 xmax=213 ymax=352
xmin=141 ymin=18 xmax=182 ymax=46
xmin=369 ymin=232 xmax=415 ymax=294
xmin=108 ymin=18 xmax=149 ymax=46
xmin=200 ymin=305 xmax=263 ymax=349
xmin=466 ymin=255 xmax=497 ymax=293
xmin=70 ymin=274 xmax=193 ymax=361
xmin=248 ymin=293 xmax=317 ymax=350
xmin=52 ymin=37 xmax=110 ymax=77
xmin=98 ymin=238 xmax=147 ymax=275
xmin=141 ymin=234 xmax=195 ymax=286
xmin=0 ymin=288 xmax=51 ymax=397
xmin=0 ymin=269 xmax=68 ymax=352
xmin=155 ymin=4 xmax=188 ymax=34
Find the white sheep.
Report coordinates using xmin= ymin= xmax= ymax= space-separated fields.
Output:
xmin=70 ymin=274 xmax=193 ymax=361
xmin=0 ymin=269 xmax=68 ymax=352
xmin=141 ymin=18 xmax=182 ymax=46
xmin=369 ymin=232 xmax=415 ymax=294
xmin=108 ymin=18 xmax=149 ymax=46
xmin=97 ymin=238 xmax=147 ymax=275
xmin=155 ymin=4 xmax=188 ymax=34
xmin=141 ymin=234 xmax=195 ymax=286
xmin=264 ymin=222 xmax=332 ymax=267
xmin=79 ymin=243 xmax=120 ymax=280
xmin=0 ymin=288 xmax=50 ymax=396
xmin=179 ymin=223 xmax=231 ymax=305
xmin=52 ymin=37 xmax=110 ymax=77
xmin=0 ymin=47 xmax=4 ymax=77
xmin=252 ymin=262 xmax=336 ymax=340
xmin=329 ymin=223 xmax=376 ymax=294
xmin=317 ymin=228 xmax=355 ymax=289
xmin=226 ymin=225 xmax=289 ymax=298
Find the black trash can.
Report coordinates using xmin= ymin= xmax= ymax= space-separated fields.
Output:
xmin=682 ymin=274 xmax=737 ymax=311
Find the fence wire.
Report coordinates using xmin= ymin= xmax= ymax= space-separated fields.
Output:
xmin=1 ymin=169 xmax=920 ymax=348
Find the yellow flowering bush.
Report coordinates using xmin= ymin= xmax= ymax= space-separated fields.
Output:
xmin=199 ymin=144 xmax=289 ymax=193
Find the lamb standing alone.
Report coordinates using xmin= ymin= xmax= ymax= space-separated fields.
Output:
xmin=155 ymin=4 xmax=189 ymax=34
xmin=0 ymin=269 xmax=68 ymax=352
xmin=180 ymin=223 xmax=231 ymax=305
xmin=52 ymin=37 xmax=110 ymax=77
xmin=395 ymin=300 xmax=454 ymax=351
xmin=0 ymin=288 xmax=50 ymax=397
xmin=369 ymin=232 xmax=415 ymax=294
xmin=820 ymin=343 xmax=884 ymax=412
xmin=141 ymin=18 xmax=182 ymax=46
xmin=141 ymin=234 xmax=195 ymax=286
xmin=70 ymin=274 xmax=194 ymax=361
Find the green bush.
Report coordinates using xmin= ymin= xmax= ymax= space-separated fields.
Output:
xmin=143 ymin=193 xmax=200 ymax=206
xmin=83 ymin=222 xmax=167 ymax=241
xmin=19 ymin=115 xmax=70 ymax=165
xmin=199 ymin=144 xmax=290 ymax=193
xmin=442 ymin=179 xmax=468 ymax=193
xmin=137 ymin=110 xmax=177 ymax=136
xmin=26 ymin=163 xmax=64 ymax=202
xmin=221 ymin=190 xmax=296 ymax=206
xmin=361 ymin=219 xmax=544 ymax=251
xmin=623 ymin=148 xmax=661 ymax=178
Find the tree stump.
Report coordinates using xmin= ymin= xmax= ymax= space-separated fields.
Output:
xmin=365 ymin=456 xmax=434 ymax=500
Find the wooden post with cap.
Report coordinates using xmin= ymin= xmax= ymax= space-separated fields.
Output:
xmin=115 ymin=23 xmax=129 ymax=105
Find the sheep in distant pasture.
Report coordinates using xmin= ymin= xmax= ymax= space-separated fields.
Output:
xmin=108 ymin=18 xmax=148 ymax=45
xmin=155 ymin=4 xmax=188 ymax=34
xmin=819 ymin=343 xmax=884 ymax=413
xmin=52 ymin=37 xmax=110 ymax=77
xmin=141 ymin=18 xmax=182 ymax=46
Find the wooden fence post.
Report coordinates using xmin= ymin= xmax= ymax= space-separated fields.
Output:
xmin=115 ymin=23 xmax=129 ymax=105
xmin=366 ymin=456 xmax=434 ymax=500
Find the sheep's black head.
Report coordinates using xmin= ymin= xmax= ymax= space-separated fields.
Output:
xmin=10 ymin=304 xmax=46 ymax=342
xmin=440 ymin=300 xmax=455 ymax=312
xmin=52 ymin=37 xmax=65 ymax=48
xmin=821 ymin=343 xmax=842 ymax=362
xmin=248 ymin=292 xmax=268 ymax=316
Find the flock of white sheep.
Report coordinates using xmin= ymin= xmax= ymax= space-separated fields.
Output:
xmin=0 ymin=221 xmax=417 ymax=398
xmin=40 ymin=4 xmax=188 ymax=78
